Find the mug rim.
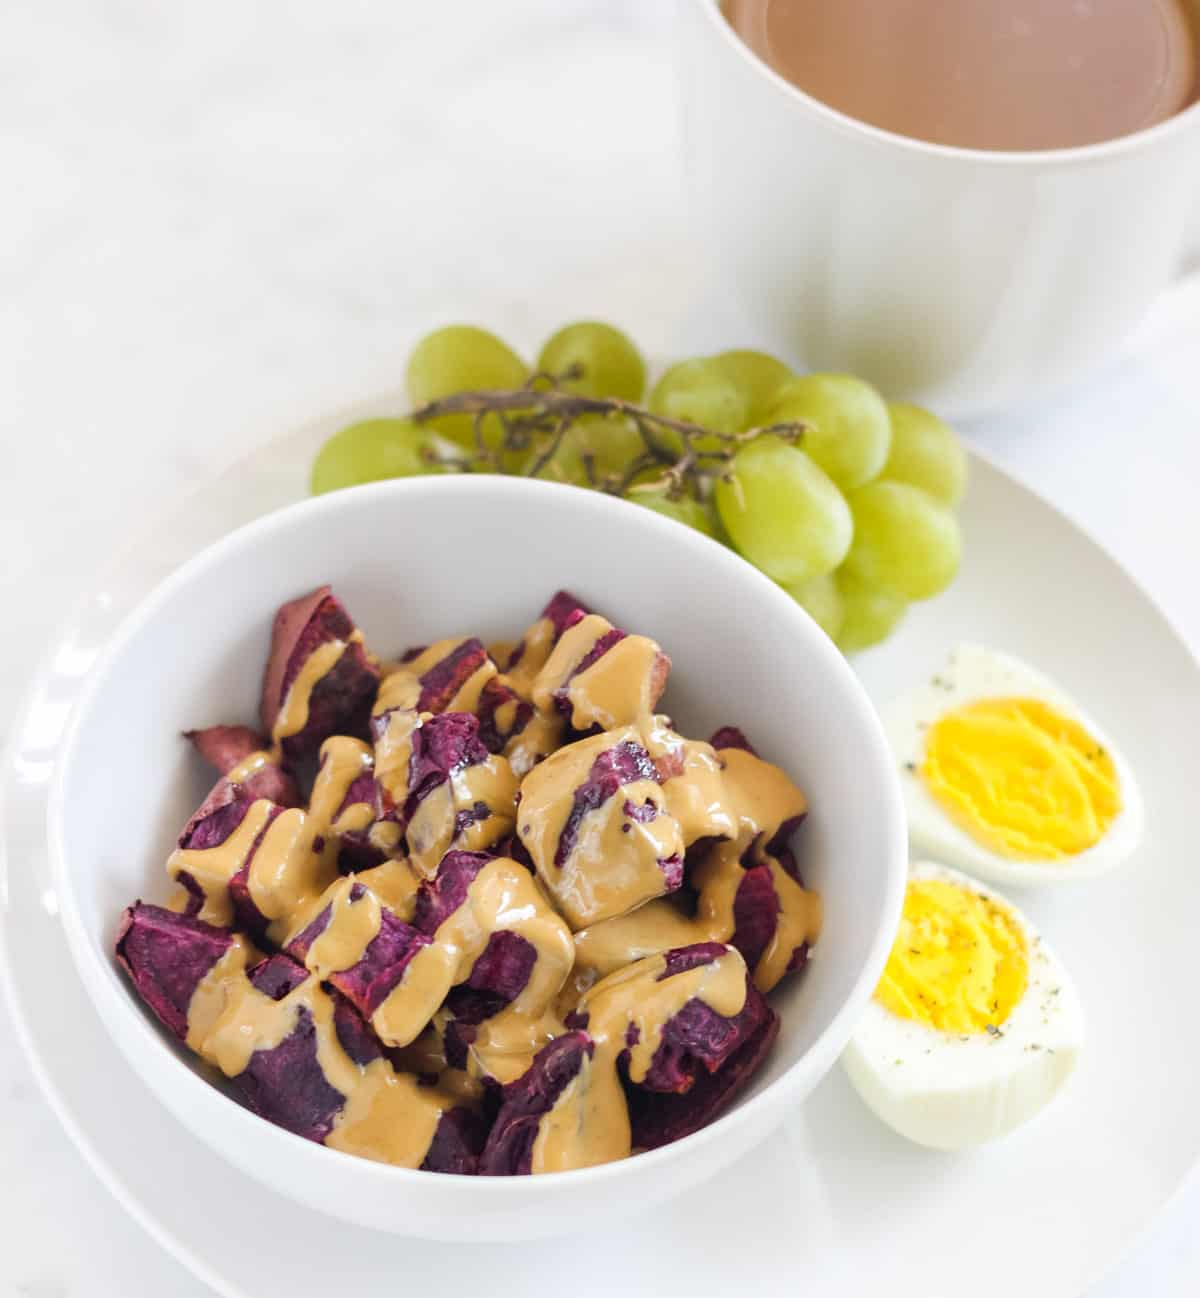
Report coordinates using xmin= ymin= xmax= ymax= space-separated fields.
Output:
xmin=699 ymin=0 xmax=1200 ymax=168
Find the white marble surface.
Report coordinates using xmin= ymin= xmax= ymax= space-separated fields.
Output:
xmin=2 ymin=2 xmax=1199 ymax=1293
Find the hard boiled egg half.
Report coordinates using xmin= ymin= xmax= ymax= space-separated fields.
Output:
xmin=843 ymin=862 xmax=1083 ymax=1149
xmin=883 ymin=644 xmax=1143 ymax=888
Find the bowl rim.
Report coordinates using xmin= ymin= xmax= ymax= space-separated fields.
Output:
xmin=48 ymin=473 xmax=907 ymax=1191
xmin=694 ymin=0 xmax=1200 ymax=169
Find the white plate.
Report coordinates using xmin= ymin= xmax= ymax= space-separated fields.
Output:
xmin=3 ymin=398 xmax=1199 ymax=1298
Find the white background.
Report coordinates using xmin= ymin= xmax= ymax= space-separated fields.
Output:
xmin=3 ymin=2 xmax=1199 ymax=1293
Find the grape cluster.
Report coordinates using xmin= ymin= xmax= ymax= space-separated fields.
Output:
xmin=311 ymin=323 xmax=967 ymax=653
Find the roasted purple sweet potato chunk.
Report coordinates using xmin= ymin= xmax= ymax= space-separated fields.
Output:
xmin=519 ymin=729 xmax=684 ymax=928
xmin=396 ymin=724 xmax=518 ymax=874
xmin=504 ymin=590 xmax=591 ymax=675
xmin=183 ymin=725 xmax=301 ymax=808
xmin=405 ymin=713 xmax=491 ymax=821
xmin=412 ymin=849 xmax=490 ymax=933
xmin=541 ymin=590 xmax=591 ymax=637
xmin=229 ymin=954 xmax=380 ymax=1142
xmin=413 ymin=638 xmax=490 ymax=713
xmin=170 ymin=782 xmax=285 ymax=932
xmin=115 ymin=902 xmax=234 ymax=1040
xmin=479 ymin=1032 xmax=593 ymax=1176
xmin=286 ymin=882 xmax=430 ymax=1019
xmin=332 ymin=767 xmax=387 ymax=872
xmin=422 ymin=1105 xmax=487 ymax=1175
xmin=709 ymin=725 xmax=757 ymax=756
xmin=730 ymin=864 xmax=779 ymax=975
xmin=464 ymin=928 xmax=537 ymax=1003
xmin=532 ymin=612 xmax=671 ymax=732
xmin=627 ymin=1000 xmax=779 ymax=1151
xmin=438 ymin=929 xmax=539 ymax=1055
xmin=186 ymin=724 xmax=260 ymax=773
xmin=260 ymin=586 xmax=379 ymax=762
xmin=639 ymin=952 xmax=774 ymax=1095
xmin=555 ymin=739 xmax=659 ymax=867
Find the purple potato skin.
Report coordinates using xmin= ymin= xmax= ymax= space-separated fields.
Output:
xmin=184 ymin=725 xmax=301 ymax=807
xmin=285 ymin=883 xmax=431 ymax=1018
xmin=260 ymin=587 xmax=380 ymax=762
xmin=114 ymin=902 xmax=233 ymax=1040
xmin=479 ymin=1032 xmax=594 ymax=1176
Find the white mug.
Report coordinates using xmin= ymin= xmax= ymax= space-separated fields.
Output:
xmin=678 ymin=0 xmax=1200 ymax=417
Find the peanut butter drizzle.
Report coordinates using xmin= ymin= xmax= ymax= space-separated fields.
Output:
xmin=531 ymin=947 xmax=749 ymax=1172
xmin=560 ymin=741 xmax=820 ymax=993
xmin=224 ymin=749 xmax=273 ymax=786
xmin=532 ymin=615 xmax=663 ymax=732
xmin=570 ymin=900 xmax=701 ymax=987
xmin=487 ymin=640 xmax=516 ymax=669
xmin=405 ymin=754 xmax=519 ymax=877
xmin=504 ymin=616 xmax=556 ymax=700
xmin=354 ymin=856 xmax=422 ymax=920
xmin=404 ymin=638 xmax=498 ymax=715
xmin=503 ymin=708 xmax=564 ymax=778
xmin=660 ymin=739 xmax=737 ymax=844
xmin=754 ymin=855 xmax=822 ymax=994
xmin=371 ymin=681 xmax=422 ymax=814
xmin=518 ymin=726 xmax=684 ymax=930
xmin=272 ymin=630 xmax=363 ymax=744
xmin=184 ymin=937 xmax=452 ymax=1169
xmin=167 ymin=799 xmax=276 ymax=927
xmin=325 ymin=1060 xmax=450 ymax=1168
xmin=167 ymin=737 xmax=373 ymax=941
xmin=301 ymin=875 xmax=383 ymax=977
xmin=369 ymin=857 xmax=574 ymax=1057
xmin=248 ymin=736 xmax=374 ymax=945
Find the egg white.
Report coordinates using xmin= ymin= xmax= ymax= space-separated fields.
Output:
xmin=841 ymin=862 xmax=1084 ymax=1150
xmin=883 ymin=643 xmax=1144 ymax=889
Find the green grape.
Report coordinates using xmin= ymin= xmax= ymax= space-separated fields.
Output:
xmin=311 ymin=419 xmax=447 ymax=496
xmin=649 ymin=359 xmax=747 ymax=454
xmin=835 ymin=570 xmax=908 ymax=652
xmin=537 ymin=322 xmax=646 ymax=402
xmin=782 ymin=572 xmax=844 ymax=641
xmin=844 ymin=480 xmax=961 ymax=600
xmin=882 ymin=402 xmax=968 ymax=507
xmin=521 ymin=415 xmax=643 ymax=487
xmin=406 ymin=325 xmax=528 ymax=452
xmin=715 ymin=436 xmax=853 ymax=584
xmin=767 ymin=373 xmax=891 ymax=490
xmin=707 ymin=349 xmax=793 ymax=427
xmin=628 ymin=487 xmax=720 ymax=538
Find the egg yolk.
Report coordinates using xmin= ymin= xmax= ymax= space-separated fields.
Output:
xmin=921 ymin=697 xmax=1121 ymax=860
xmin=877 ymin=879 xmax=1028 ymax=1033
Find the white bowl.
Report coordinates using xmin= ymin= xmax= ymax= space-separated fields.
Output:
xmin=50 ymin=475 xmax=906 ymax=1241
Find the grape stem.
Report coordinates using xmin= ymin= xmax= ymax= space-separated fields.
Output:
xmin=410 ymin=374 xmax=807 ymax=499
